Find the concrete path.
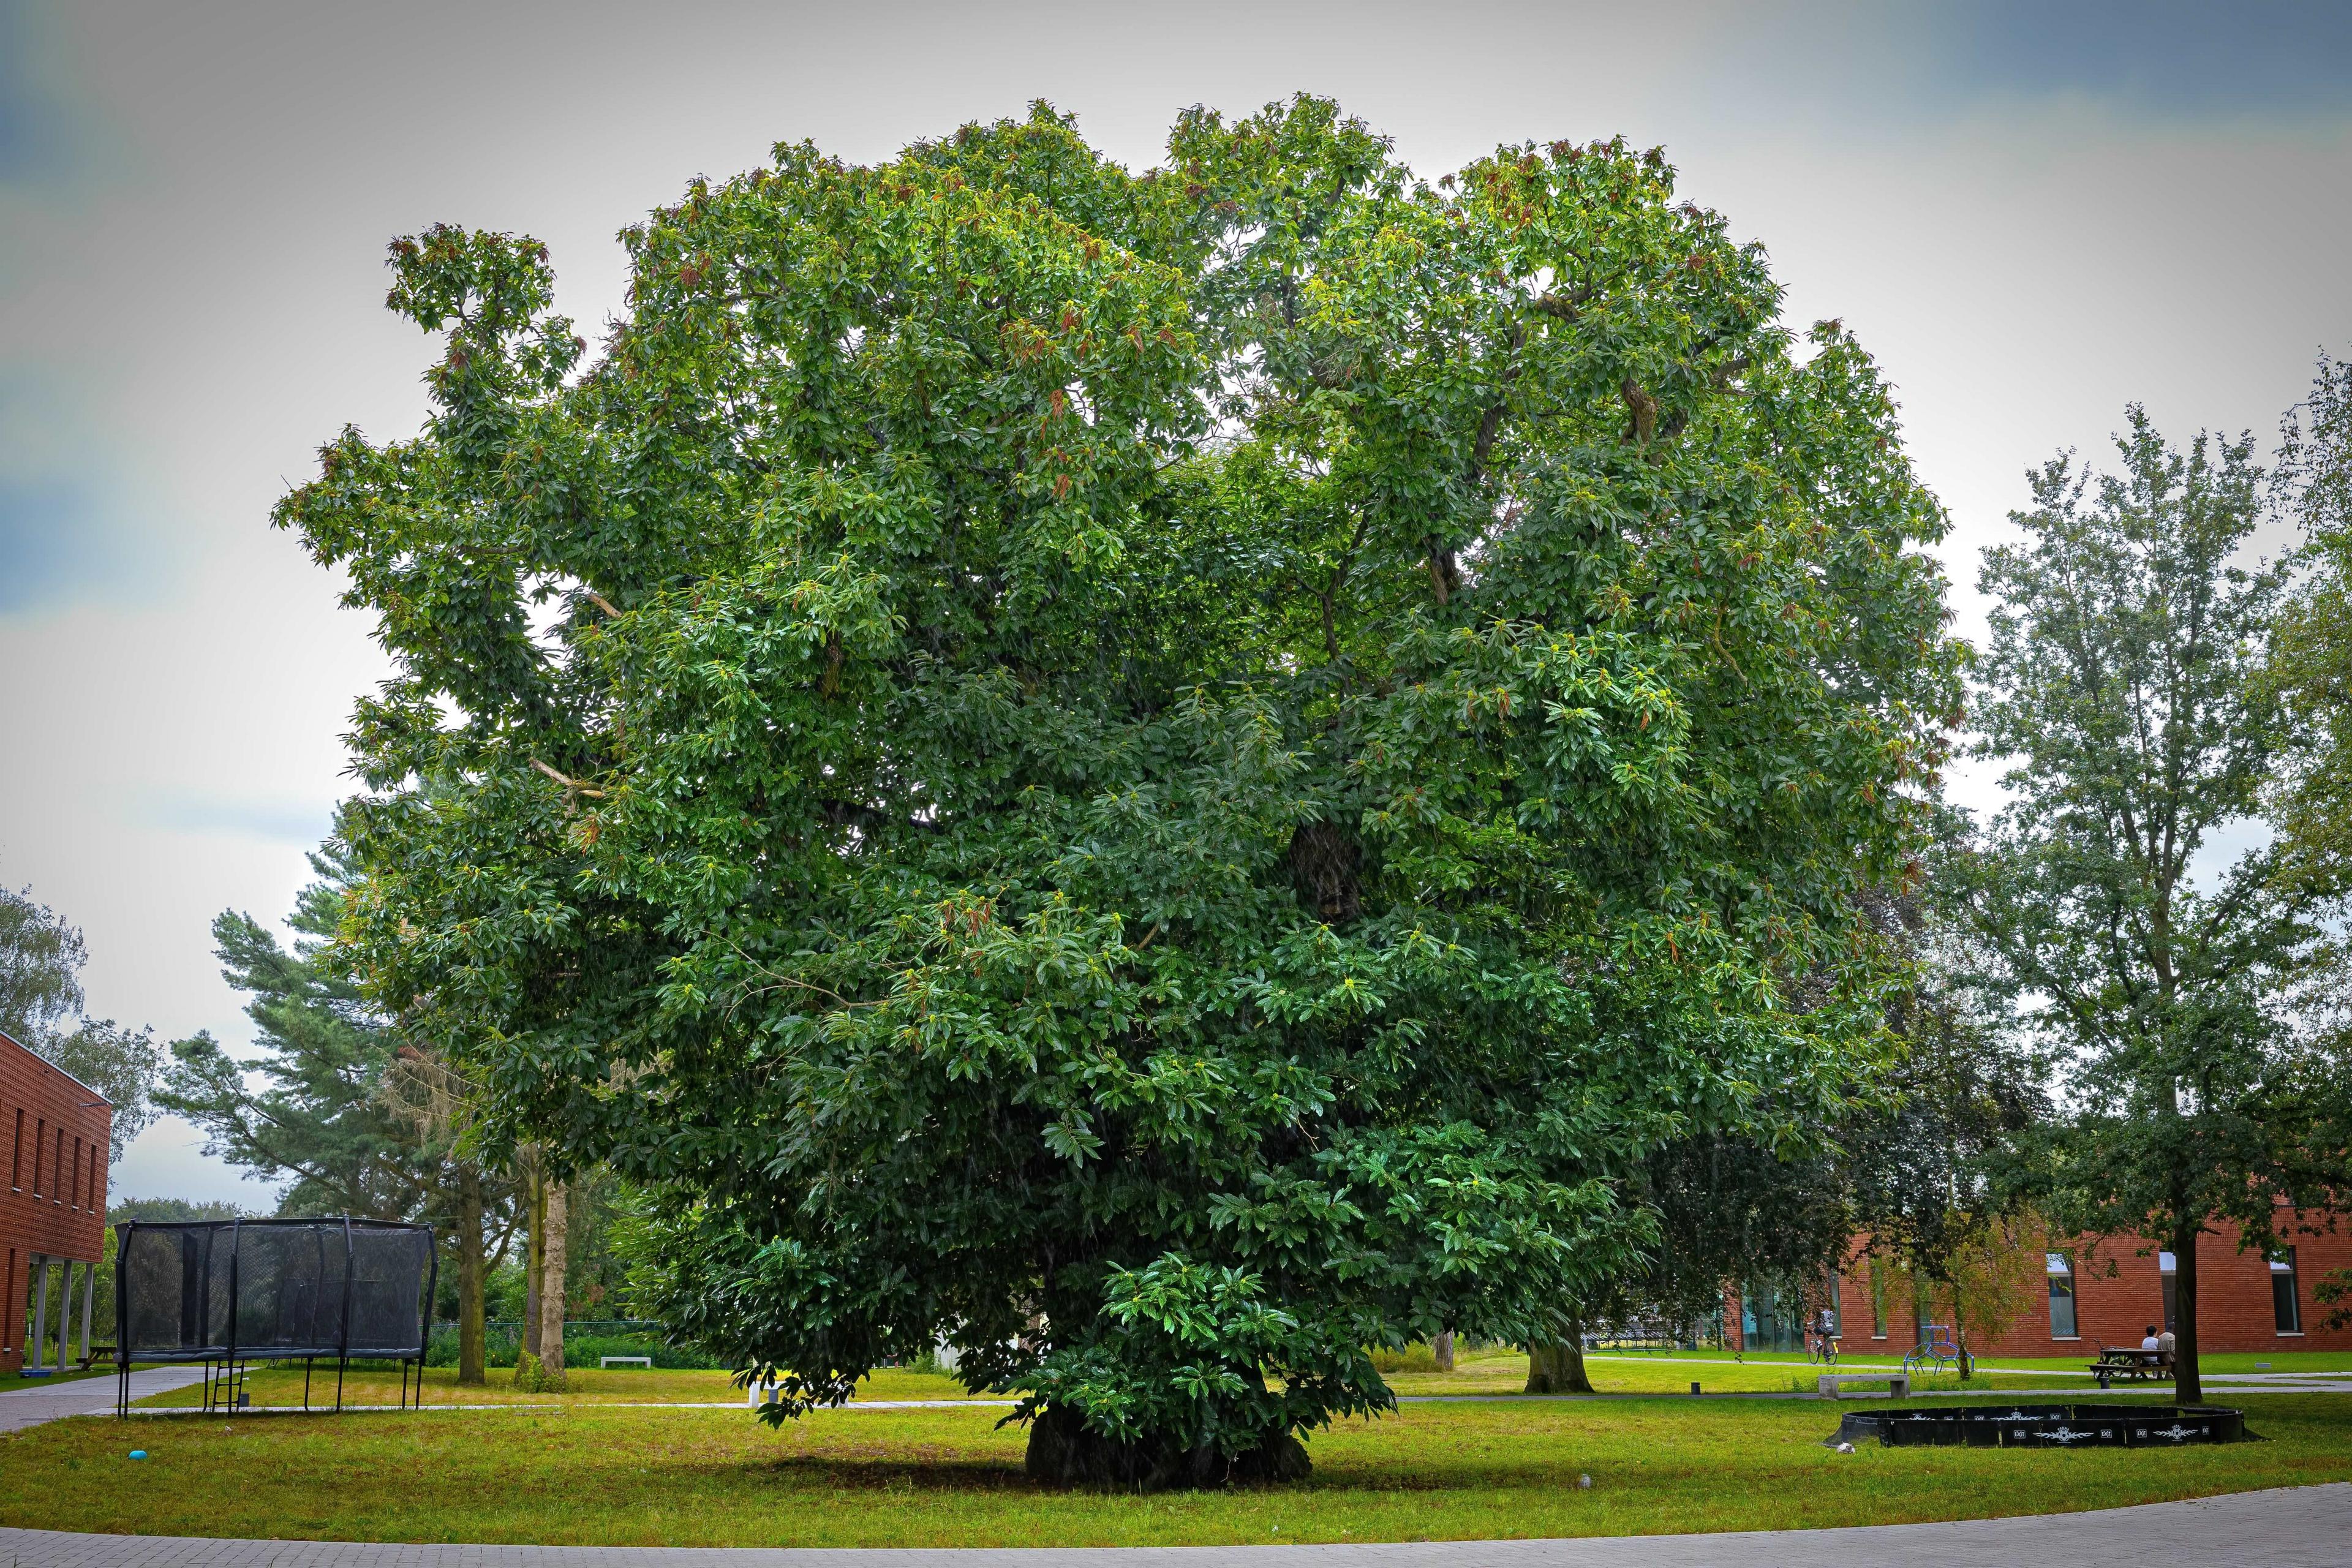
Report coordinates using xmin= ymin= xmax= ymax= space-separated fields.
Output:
xmin=0 ymin=1483 xmax=2346 ymax=1566
xmin=0 ymin=1368 xmax=205 ymax=1433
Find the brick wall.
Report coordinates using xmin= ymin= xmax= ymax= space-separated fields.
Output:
xmin=1827 ymin=1215 xmax=2351 ymax=1362
xmin=2 ymin=1028 xmax=111 ymax=1374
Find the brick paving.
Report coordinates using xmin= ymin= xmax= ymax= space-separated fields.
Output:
xmin=0 ymin=1483 xmax=2345 ymax=1566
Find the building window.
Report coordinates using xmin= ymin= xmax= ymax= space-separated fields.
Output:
xmin=53 ymin=1126 xmax=64 ymax=1203
xmin=1869 ymin=1262 xmax=1889 ymax=1338
xmin=10 ymin=1107 xmax=20 ymax=1188
xmin=70 ymin=1136 xmax=81 ymax=1208
xmin=2046 ymin=1252 xmax=2078 ymax=1338
xmin=31 ymin=1116 xmax=43 ymax=1196
xmin=2160 ymin=1250 xmax=2177 ymax=1334
xmin=2272 ymin=1248 xmax=2302 ymax=1334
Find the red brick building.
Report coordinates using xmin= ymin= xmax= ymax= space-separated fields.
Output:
xmin=3 ymin=1026 xmax=111 ymax=1375
xmin=1728 ymin=1213 xmax=2350 ymax=1358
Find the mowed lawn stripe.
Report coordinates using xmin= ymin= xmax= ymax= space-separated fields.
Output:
xmin=1 ymin=1394 xmax=2346 ymax=1548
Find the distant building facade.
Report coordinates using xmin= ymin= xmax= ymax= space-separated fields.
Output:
xmin=2 ymin=1027 xmax=111 ymax=1374
xmin=1726 ymin=1212 xmax=2350 ymax=1358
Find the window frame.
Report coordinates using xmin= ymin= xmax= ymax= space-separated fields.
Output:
xmin=2272 ymin=1246 xmax=2304 ymax=1336
xmin=2046 ymin=1250 xmax=2080 ymax=1340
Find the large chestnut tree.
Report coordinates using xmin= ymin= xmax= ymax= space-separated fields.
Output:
xmin=286 ymin=100 xmax=1959 ymax=1485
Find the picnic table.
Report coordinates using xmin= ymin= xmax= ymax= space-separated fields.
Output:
xmin=2089 ymin=1346 xmax=2174 ymax=1387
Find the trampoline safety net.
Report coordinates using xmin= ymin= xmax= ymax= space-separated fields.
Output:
xmin=115 ymin=1218 xmax=437 ymax=1362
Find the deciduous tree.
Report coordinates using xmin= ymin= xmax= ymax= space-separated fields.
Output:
xmin=0 ymin=885 xmax=160 ymax=1158
xmin=286 ymin=100 xmax=1961 ymax=1484
xmin=1957 ymin=410 xmax=2335 ymax=1403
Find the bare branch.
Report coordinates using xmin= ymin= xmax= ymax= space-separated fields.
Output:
xmin=530 ymin=758 xmax=608 ymax=798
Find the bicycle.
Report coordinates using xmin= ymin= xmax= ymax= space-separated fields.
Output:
xmin=1902 ymin=1323 xmax=1959 ymax=1378
xmin=1805 ymin=1329 xmax=1841 ymax=1368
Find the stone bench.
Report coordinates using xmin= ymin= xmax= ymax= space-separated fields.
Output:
xmin=1820 ymin=1373 xmax=1911 ymax=1399
xmin=598 ymin=1356 xmax=653 ymax=1369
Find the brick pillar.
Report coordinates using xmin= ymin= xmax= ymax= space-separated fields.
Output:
xmin=29 ymin=1255 xmax=49 ymax=1371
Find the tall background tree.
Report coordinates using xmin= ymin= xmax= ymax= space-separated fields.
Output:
xmin=285 ymin=100 xmax=1961 ymax=1485
xmin=2265 ymin=349 xmax=2352 ymax=1328
xmin=160 ymin=843 xmax=521 ymax=1384
xmin=1958 ymin=409 xmax=2337 ymax=1403
xmin=0 ymin=885 xmax=160 ymax=1159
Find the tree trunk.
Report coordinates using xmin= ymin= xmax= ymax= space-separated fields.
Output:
xmin=520 ymin=1161 xmax=545 ymax=1361
xmin=1950 ymin=1278 xmax=1974 ymax=1381
xmin=1023 ymin=1403 xmax=1309 ymax=1489
xmin=2173 ymin=1220 xmax=2201 ymax=1404
xmin=1525 ymin=1332 xmax=1594 ymax=1395
xmin=537 ymin=1179 xmax=569 ymax=1389
xmin=1432 ymin=1331 xmax=1455 ymax=1373
xmin=456 ymin=1161 xmax=487 ymax=1386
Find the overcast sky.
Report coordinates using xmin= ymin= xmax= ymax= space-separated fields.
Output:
xmin=4 ymin=0 xmax=2349 ymax=1206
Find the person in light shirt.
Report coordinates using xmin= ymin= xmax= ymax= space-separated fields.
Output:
xmin=2158 ymin=1327 xmax=2176 ymax=1357
xmin=2141 ymin=1325 xmax=2162 ymax=1352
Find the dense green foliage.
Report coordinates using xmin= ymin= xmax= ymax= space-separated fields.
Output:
xmin=2266 ymin=353 xmax=2352 ymax=1330
xmin=0 ymin=884 xmax=160 ymax=1158
xmin=1954 ymin=410 xmax=2340 ymax=1402
xmin=2269 ymin=353 xmax=2352 ymax=892
xmin=285 ymin=100 xmax=1960 ymax=1482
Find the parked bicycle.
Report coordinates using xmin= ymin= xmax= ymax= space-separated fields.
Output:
xmin=1902 ymin=1322 xmax=1961 ymax=1377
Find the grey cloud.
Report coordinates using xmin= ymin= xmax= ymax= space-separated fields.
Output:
xmin=1918 ymin=1 xmax=2352 ymax=121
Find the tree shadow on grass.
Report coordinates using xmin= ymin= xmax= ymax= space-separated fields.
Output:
xmin=750 ymin=1453 xmax=1034 ymax=1491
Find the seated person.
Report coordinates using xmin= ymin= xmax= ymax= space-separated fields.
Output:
xmin=2157 ymin=1328 xmax=2176 ymax=1357
xmin=2140 ymin=1325 xmax=2162 ymax=1354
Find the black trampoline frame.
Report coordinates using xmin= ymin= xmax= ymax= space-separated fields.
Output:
xmin=112 ymin=1216 xmax=438 ymax=1417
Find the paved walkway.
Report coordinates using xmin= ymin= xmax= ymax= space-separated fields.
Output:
xmin=0 ymin=1484 xmax=2345 ymax=1566
xmin=0 ymin=1368 xmax=205 ymax=1433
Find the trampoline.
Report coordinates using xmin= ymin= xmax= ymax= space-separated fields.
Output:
xmin=112 ymin=1217 xmax=437 ymax=1415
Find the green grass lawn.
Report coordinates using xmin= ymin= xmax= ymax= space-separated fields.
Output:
xmin=134 ymin=1350 xmax=2059 ymax=1412
xmin=126 ymin=1344 xmax=2340 ymax=1425
xmin=2 ymin=1393 xmax=2343 ymax=1547
xmin=134 ymin=1363 xmax=978 ymax=1410
xmin=1384 ymin=1344 xmax=2078 ymax=1396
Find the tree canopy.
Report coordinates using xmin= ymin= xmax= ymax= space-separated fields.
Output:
xmin=286 ymin=99 xmax=1961 ymax=1484
xmin=1 ymin=884 xmax=160 ymax=1159
xmin=1955 ymin=409 xmax=2338 ymax=1402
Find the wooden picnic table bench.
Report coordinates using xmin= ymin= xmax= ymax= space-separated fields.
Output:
xmin=2089 ymin=1346 xmax=2173 ymax=1387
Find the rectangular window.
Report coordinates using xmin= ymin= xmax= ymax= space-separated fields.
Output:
xmin=10 ymin=1107 xmax=20 ymax=1188
xmin=2047 ymin=1251 xmax=2079 ymax=1339
xmin=2272 ymin=1248 xmax=2302 ymax=1334
xmin=31 ymin=1116 xmax=43 ymax=1196
xmin=70 ymin=1136 xmax=81 ymax=1208
xmin=2160 ymin=1250 xmax=2177 ymax=1334
xmin=1870 ymin=1262 xmax=1889 ymax=1338
xmin=88 ymin=1142 xmax=101 ymax=1213
xmin=53 ymin=1126 xmax=64 ymax=1203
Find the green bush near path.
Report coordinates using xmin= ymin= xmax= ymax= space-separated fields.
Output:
xmin=3 ymin=1395 xmax=2345 ymax=1547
